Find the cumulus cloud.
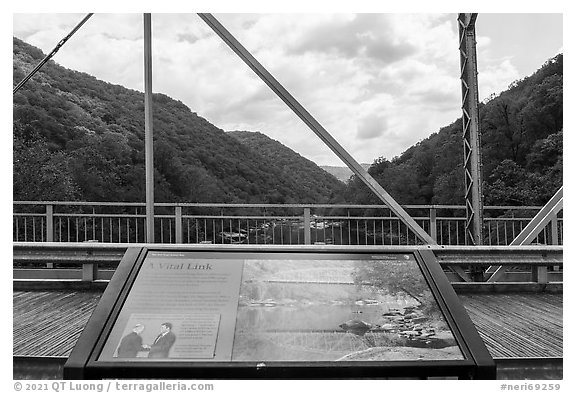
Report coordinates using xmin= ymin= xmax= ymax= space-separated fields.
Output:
xmin=478 ymin=58 xmax=521 ymax=100
xmin=287 ymin=14 xmax=415 ymax=65
xmin=13 ymin=13 xmax=557 ymax=166
xmin=357 ymin=114 xmax=387 ymax=140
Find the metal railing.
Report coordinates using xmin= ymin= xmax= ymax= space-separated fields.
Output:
xmin=13 ymin=201 xmax=563 ymax=246
xmin=12 ymin=242 xmax=563 ymax=285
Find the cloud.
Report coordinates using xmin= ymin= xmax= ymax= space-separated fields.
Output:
xmin=356 ymin=114 xmax=387 ymax=140
xmin=13 ymin=13 xmax=556 ymax=167
xmin=287 ymin=14 xmax=415 ymax=65
xmin=478 ymin=58 xmax=521 ymax=100
xmin=176 ymin=33 xmax=200 ymax=45
xmin=11 ymin=13 xmax=462 ymax=166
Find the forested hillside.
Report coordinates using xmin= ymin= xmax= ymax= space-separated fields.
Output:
xmin=13 ymin=35 xmax=562 ymax=207
xmin=13 ymin=37 xmax=343 ymax=204
xmin=345 ymin=54 xmax=563 ymax=207
xmin=228 ymin=131 xmax=344 ymax=201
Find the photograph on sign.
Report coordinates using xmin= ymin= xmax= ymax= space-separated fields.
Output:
xmin=232 ymin=254 xmax=464 ymax=361
xmin=98 ymin=252 xmax=243 ymax=361
xmin=113 ymin=313 xmax=221 ymax=360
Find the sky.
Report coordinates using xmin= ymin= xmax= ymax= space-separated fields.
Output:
xmin=11 ymin=12 xmax=563 ymax=166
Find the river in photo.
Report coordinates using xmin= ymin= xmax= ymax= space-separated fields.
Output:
xmin=231 ymin=267 xmax=463 ymax=362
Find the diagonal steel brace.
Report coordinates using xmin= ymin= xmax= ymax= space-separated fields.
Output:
xmin=487 ymin=187 xmax=563 ymax=282
xmin=198 ymin=13 xmax=436 ymax=245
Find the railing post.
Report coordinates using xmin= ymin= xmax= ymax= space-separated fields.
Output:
xmin=82 ymin=263 xmax=97 ymax=282
xmin=550 ymin=212 xmax=559 ymax=246
xmin=532 ymin=265 xmax=548 ymax=284
xmin=303 ymin=208 xmax=311 ymax=245
xmin=175 ymin=206 xmax=183 ymax=244
xmin=46 ymin=204 xmax=54 ymax=268
xmin=429 ymin=207 xmax=437 ymax=243
xmin=46 ymin=204 xmax=54 ymax=242
xmin=550 ymin=212 xmax=559 ymax=272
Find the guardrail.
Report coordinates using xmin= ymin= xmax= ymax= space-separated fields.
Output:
xmin=13 ymin=202 xmax=563 ymax=246
xmin=13 ymin=242 xmax=563 ymax=288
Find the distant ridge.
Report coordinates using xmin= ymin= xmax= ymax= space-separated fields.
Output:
xmin=320 ymin=164 xmax=371 ymax=183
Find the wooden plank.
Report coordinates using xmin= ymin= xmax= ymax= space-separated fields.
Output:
xmin=459 ymin=293 xmax=562 ymax=358
xmin=14 ymin=290 xmax=562 ymax=360
xmin=13 ymin=291 xmax=101 ymax=357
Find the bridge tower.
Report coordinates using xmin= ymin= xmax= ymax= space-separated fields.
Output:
xmin=458 ymin=13 xmax=484 ymax=246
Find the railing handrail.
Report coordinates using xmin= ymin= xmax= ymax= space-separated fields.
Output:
xmin=13 ymin=201 xmax=551 ymax=210
xmin=12 ymin=212 xmax=563 ymax=221
xmin=13 ymin=201 xmax=563 ymax=246
xmin=13 ymin=242 xmax=563 ymax=285
xmin=13 ymin=241 xmax=564 ymax=252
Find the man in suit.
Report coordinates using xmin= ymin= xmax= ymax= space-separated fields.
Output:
xmin=147 ymin=322 xmax=176 ymax=358
xmin=117 ymin=324 xmax=147 ymax=358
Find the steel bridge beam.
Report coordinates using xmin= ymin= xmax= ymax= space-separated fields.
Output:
xmin=13 ymin=242 xmax=563 ymax=286
xmin=458 ymin=13 xmax=484 ymax=246
xmin=510 ymin=187 xmax=563 ymax=246
xmin=13 ymin=14 xmax=94 ymax=94
xmin=487 ymin=187 xmax=563 ymax=282
xmin=198 ymin=13 xmax=436 ymax=245
xmin=144 ymin=14 xmax=155 ymax=243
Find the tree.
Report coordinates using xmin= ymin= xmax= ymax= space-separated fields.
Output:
xmin=13 ymin=123 xmax=79 ymax=201
xmin=352 ymin=259 xmax=428 ymax=304
xmin=432 ymin=167 xmax=463 ymax=205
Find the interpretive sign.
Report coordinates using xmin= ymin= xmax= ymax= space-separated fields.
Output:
xmin=99 ymin=252 xmax=242 ymax=361
xmin=64 ymin=246 xmax=495 ymax=379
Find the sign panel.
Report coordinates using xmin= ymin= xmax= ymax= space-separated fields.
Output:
xmin=99 ymin=251 xmax=463 ymax=363
xmin=98 ymin=251 xmax=243 ymax=361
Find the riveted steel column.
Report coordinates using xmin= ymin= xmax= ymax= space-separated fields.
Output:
xmin=144 ymin=13 xmax=155 ymax=243
xmin=458 ymin=13 xmax=484 ymax=247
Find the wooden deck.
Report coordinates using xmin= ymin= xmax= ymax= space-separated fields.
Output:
xmin=13 ymin=290 xmax=102 ymax=357
xmin=13 ymin=290 xmax=562 ymax=359
xmin=459 ymin=293 xmax=562 ymax=358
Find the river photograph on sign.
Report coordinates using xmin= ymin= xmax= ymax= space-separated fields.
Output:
xmin=232 ymin=254 xmax=463 ymax=362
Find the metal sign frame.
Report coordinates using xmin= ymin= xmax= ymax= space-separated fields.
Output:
xmin=64 ymin=245 xmax=494 ymax=379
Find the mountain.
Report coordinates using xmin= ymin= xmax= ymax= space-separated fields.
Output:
xmin=13 ymin=36 xmax=562 ymax=208
xmin=344 ymin=54 xmax=563 ymax=207
xmin=13 ymin=37 xmax=344 ymax=204
xmin=320 ymin=164 xmax=371 ymax=183
xmin=228 ymin=131 xmax=345 ymax=201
